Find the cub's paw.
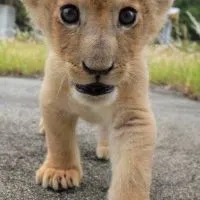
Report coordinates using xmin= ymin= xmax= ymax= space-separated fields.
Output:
xmin=96 ymin=146 xmax=109 ymax=160
xmin=36 ymin=165 xmax=82 ymax=190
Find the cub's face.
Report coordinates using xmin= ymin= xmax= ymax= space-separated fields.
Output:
xmin=24 ymin=0 xmax=172 ymax=105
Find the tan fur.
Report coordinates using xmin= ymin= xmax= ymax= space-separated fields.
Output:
xmin=23 ymin=0 xmax=173 ymax=199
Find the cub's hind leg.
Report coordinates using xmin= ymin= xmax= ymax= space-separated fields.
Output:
xmin=96 ymin=126 xmax=110 ymax=160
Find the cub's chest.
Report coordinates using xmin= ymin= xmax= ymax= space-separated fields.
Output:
xmin=69 ymin=101 xmax=113 ymax=125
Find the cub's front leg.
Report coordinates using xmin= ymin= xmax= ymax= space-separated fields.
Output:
xmin=109 ymin=109 xmax=156 ymax=200
xmin=36 ymin=104 xmax=82 ymax=190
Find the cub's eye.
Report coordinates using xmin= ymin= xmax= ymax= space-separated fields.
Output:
xmin=119 ymin=7 xmax=137 ymax=26
xmin=60 ymin=5 xmax=80 ymax=24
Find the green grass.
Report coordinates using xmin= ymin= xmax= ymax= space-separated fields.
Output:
xmin=149 ymin=45 xmax=200 ymax=99
xmin=0 ymin=40 xmax=46 ymax=76
xmin=0 ymin=40 xmax=200 ymax=98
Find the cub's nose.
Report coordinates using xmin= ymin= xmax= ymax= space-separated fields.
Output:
xmin=82 ymin=62 xmax=114 ymax=76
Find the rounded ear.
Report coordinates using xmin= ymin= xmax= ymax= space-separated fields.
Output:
xmin=22 ymin=0 xmax=48 ymax=31
xmin=156 ymin=0 xmax=174 ymax=15
xmin=21 ymin=0 xmax=39 ymax=8
xmin=145 ymin=0 xmax=174 ymax=42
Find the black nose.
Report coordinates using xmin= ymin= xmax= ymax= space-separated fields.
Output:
xmin=82 ymin=62 xmax=114 ymax=76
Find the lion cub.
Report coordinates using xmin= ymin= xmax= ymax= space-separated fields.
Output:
xmin=23 ymin=0 xmax=172 ymax=199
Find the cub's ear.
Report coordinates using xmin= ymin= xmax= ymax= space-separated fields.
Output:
xmin=156 ymin=0 xmax=174 ymax=15
xmin=22 ymin=0 xmax=40 ymax=19
xmin=21 ymin=0 xmax=39 ymax=9
xmin=21 ymin=0 xmax=48 ymax=31
xmin=146 ymin=0 xmax=174 ymax=41
xmin=154 ymin=0 xmax=174 ymax=28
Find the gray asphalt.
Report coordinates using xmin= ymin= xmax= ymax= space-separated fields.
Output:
xmin=0 ymin=77 xmax=199 ymax=200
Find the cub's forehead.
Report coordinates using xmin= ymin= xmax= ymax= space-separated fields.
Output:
xmin=56 ymin=0 xmax=141 ymax=7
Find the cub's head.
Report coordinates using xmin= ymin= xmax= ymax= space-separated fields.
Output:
xmin=23 ymin=0 xmax=173 ymax=105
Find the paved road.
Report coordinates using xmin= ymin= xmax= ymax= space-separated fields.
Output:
xmin=0 ymin=77 xmax=199 ymax=200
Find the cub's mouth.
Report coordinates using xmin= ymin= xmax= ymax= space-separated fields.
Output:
xmin=75 ymin=82 xmax=115 ymax=96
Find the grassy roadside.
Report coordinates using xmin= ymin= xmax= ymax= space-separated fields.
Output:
xmin=0 ymin=40 xmax=46 ymax=76
xmin=149 ymin=44 xmax=200 ymax=99
xmin=0 ymin=40 xmax=200 ymax=99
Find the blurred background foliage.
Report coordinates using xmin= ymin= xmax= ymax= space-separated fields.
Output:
xmin=174 ymin=0 xmax=200 ymax=40
xmin=15 ymin=0 xmax=32 ymax=32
